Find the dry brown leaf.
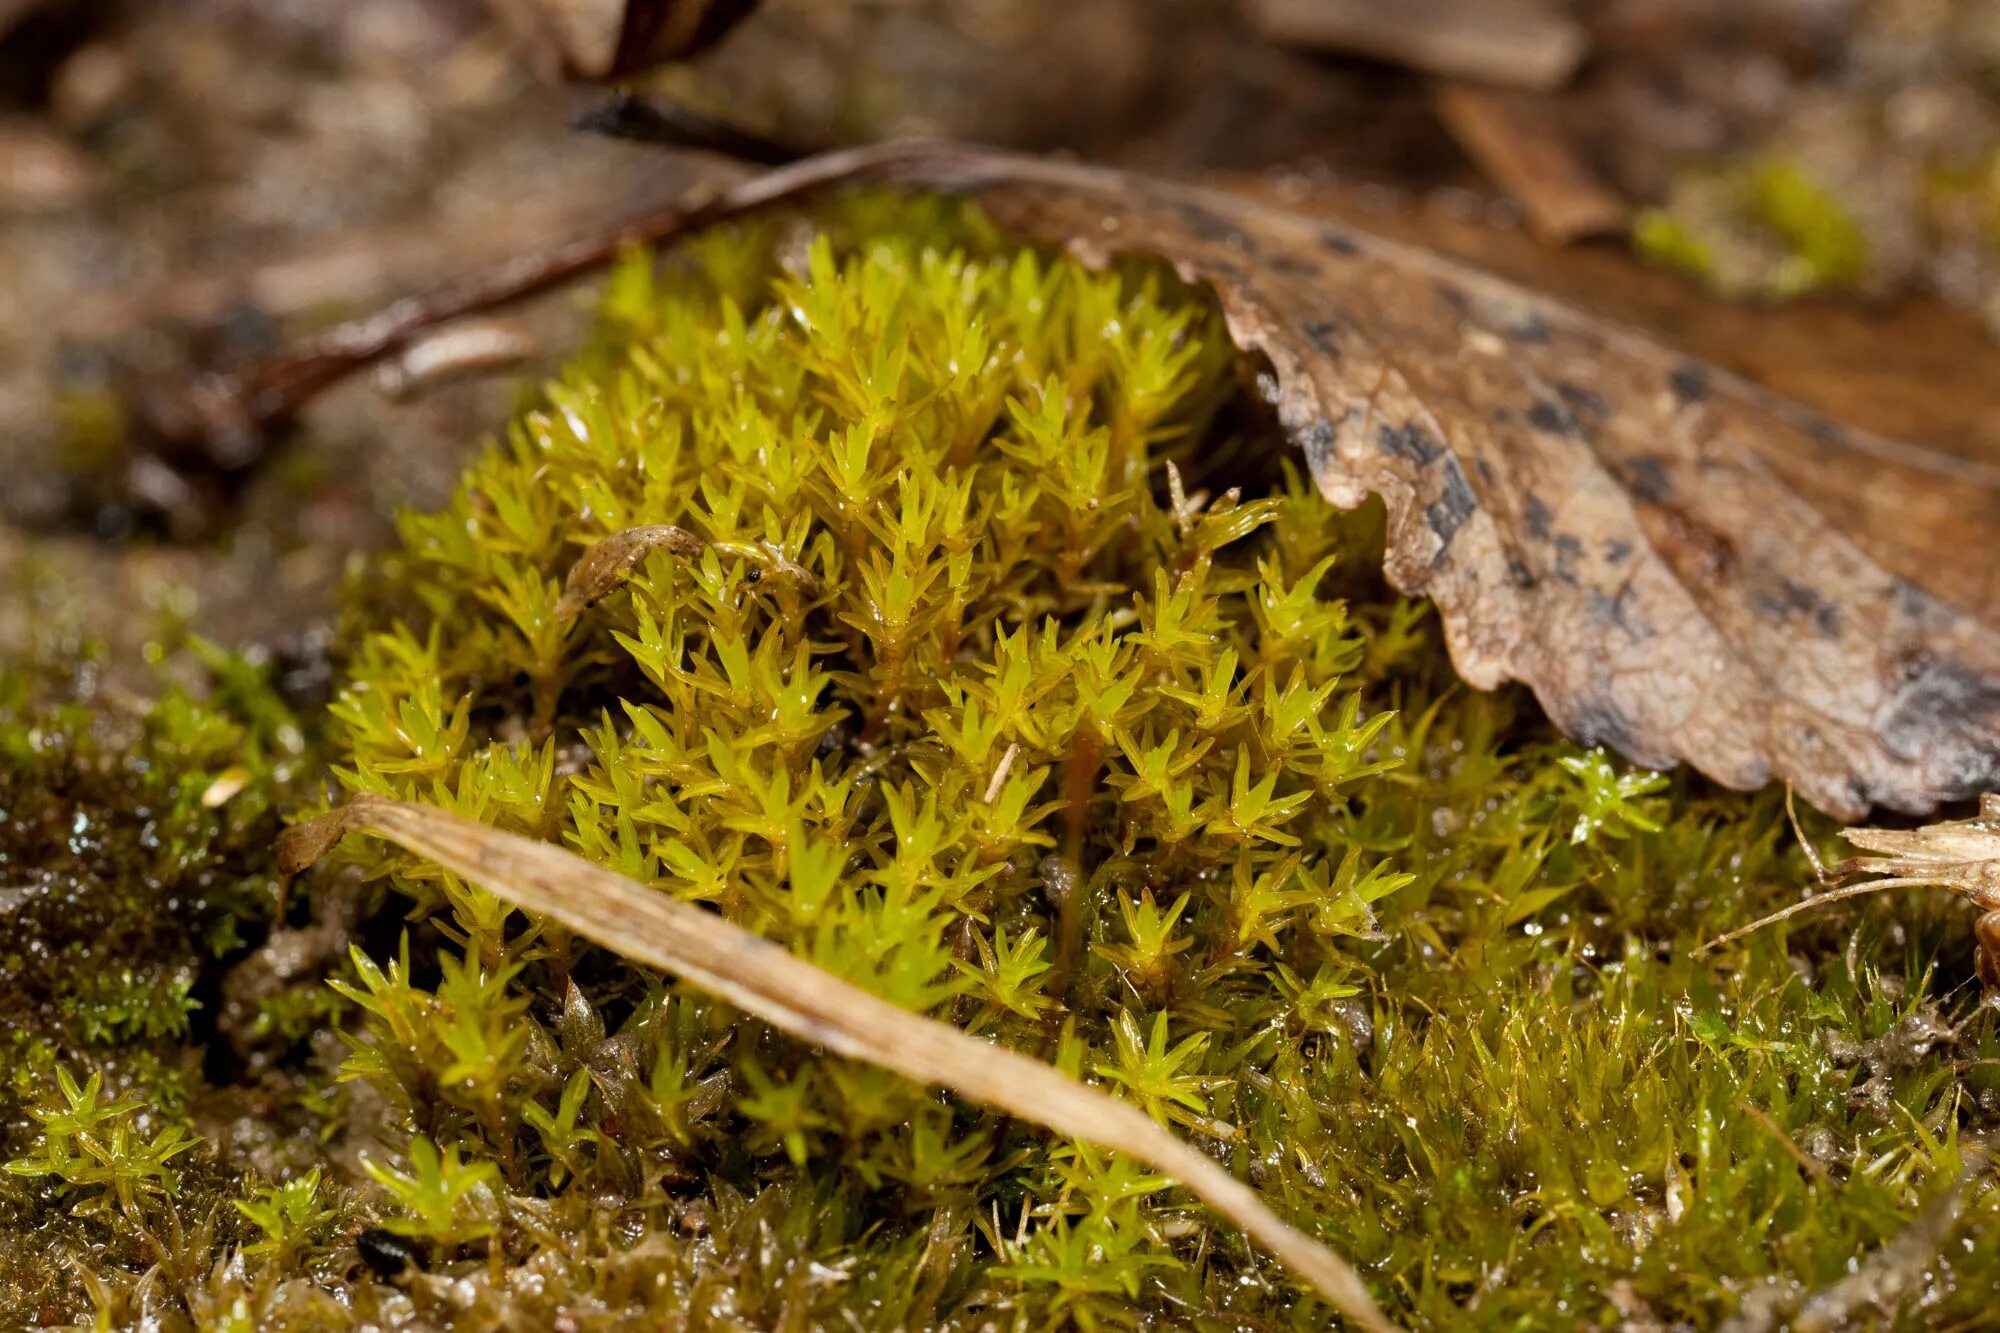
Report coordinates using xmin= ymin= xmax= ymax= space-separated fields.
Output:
xmin=196 ymin=142 xmax=2000 ymax=817
xmin=278 ymin=795 xmax=1397 ymax=1330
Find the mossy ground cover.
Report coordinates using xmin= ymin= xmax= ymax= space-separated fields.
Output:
xmin=4 ymin=198 xmax=1998 ymax=1330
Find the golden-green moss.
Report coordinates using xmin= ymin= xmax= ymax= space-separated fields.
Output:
xmin=9 ymin=200 xmax=2000 ymax=1329
xmin=1636 ymin=157 xmax=1873 ymax=301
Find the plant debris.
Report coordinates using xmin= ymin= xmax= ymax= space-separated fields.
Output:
xmin=1433 ymin=81 xmax=1628 ymax=245
xmin=1700 ymin=793 xmax=2000 ymax=989
xmin=1618 ymin=0 xmax=2000 ymax=335
xmin=1789 ymin=1144 xmax=1991 ymax=1333
xmin=1245 ymin=0 xmax=1586 ymax=93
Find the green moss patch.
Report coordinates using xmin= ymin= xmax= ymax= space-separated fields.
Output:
xmin=7 ymin=200 xmax=1997 ymax=1328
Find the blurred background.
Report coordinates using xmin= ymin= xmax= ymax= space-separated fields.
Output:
xmin=2 ymin=0 xmax=1997 ymax=688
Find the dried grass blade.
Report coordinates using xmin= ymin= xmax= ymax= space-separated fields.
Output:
xmin=279 ymin=794 xmax=1398 ymax=1331
xmin=554 ymin=524 xmax=704 ymax=621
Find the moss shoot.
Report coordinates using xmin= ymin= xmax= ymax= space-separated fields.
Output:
xmin=6 ymin=199 xmax=1999 ymax=1329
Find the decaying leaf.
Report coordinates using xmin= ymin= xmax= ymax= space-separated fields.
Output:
xmin=277 ymin=795 xmax=1397 ymax=1331
xmin=196 ymin=142 xmax=2000 ymax=817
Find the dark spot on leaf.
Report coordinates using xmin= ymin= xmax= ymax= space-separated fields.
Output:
xmin=1435 ymin=282 xmax=1470 ymax=313
xmin=1777 ymin=579 xmax=1811 ymax=607
xmin=1589 ymin=581 xmax=1651 ymax=639
xmin=1752 ymin=577 xmax=1842 ymax=637
xmin=1377 ymin=420 xmax=1443 ymax=465
xmin=1557 ymin=383 xmax=1608 ymax=418
xmin=1669 ymin=364 xmax=1709 ymax=403
xmin=1303 ymin=320 xmax=1340 ymax=356
xmin=1523 ymin=495 xmax=1553 ymax=541
xmin=1425 ymin=458 xmax=1478 ymax=565
xmin=1527 ymin=400 xmax=1574 ymax=435
xmin=1320 ymin=228 xmax=1362 ymax=256
xmin=1890 ymin=577 xmax=1940 ymax=625
xmin=1300 ymin=418 xmax=1336 ymax=469
xmin=1507 ymin=558 xmax=1537 ymax=589
xmin=1604 ymin=539 xmax=1632 ymax=563
xmin=1553 ymin=534 xmax=1585 ymax=586
xmin=1623 ymin=457 xmax=1672 ymax=504
xmin=1172 ymin=199 xmax=1242 ymax=246
xmin=1879 ymin=656 xmax=2000 ymax=780
xmin=1510 ymin=312 xmax=1553 ymax=345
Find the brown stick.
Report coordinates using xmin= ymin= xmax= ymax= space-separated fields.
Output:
xmin=162 ymin=143 xmax=978 ymax=459
xmin=573 ymin=93 xmax=806 ymax=166
xmin=1246 ymin=0 xmax=1587 ymax=92
xmin=1733 ymin=1099 xmax=1827 ymax=1182
xmin=1433 ymin=82 xmax=1628 ymax=245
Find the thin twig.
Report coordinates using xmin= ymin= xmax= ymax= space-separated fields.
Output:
xmin=1433 ymin=82 xmax=1627 ymax=245
xmin=1245 ymin=0 xmax=1586 ymax=92
xmin=1692 ymin=878 xmax=1952 ymax=956
xmin=1733 ymin=1099 xmax=1827 ymax=1182
xmin=150 ymin=143 xmax=962 ymax=457
xmin=573 ymin=93 xmax=807 ymax=166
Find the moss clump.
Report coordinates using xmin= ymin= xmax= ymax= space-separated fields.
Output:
xmin=13 ymin=200 xmax=2000 ymax=1328
xmin=0 ymin=647 xmax=311 ymax=1324
xmin=1636 ymin=157 xmax=1874 ymax=301
xmin=320 ymin=202 xmax=1414 ymax=1323
xmin=1748 ymin=161 xmax=1872 ymax=293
